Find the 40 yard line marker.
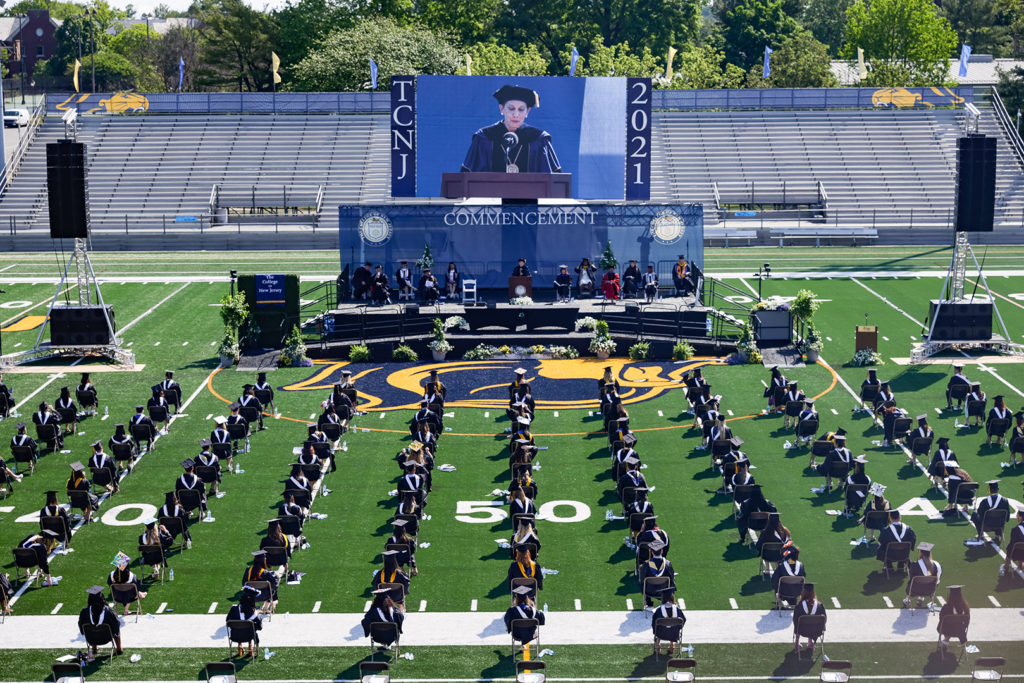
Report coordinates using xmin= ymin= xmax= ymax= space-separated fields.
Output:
xmin=50 ymin=603 xmax=62 ymax=614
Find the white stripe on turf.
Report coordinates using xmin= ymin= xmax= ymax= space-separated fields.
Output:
xmin=988 ymin=596 xmax=1001 ymax=607
xmin=157 ymin=602 xmax=168 ymax=614
xmin=419 ymin=600 xmax=427 ymax=612
xmin=831 ymin=597 xmax=841 ymax=608
xmin=470 ymin=599 xmax=477 ymax=612
xmin=882 ymin=596 xmax=893 ymax=608
xmin=208 ymin=603 xmax=218 ymax=614
xmin=728 ymin=598 xmax=738 ymax=610
xmin=50 ymin=603 xmax=62 ymax=615
xmin=312 ymin=601 xmax=321 ymax=613
xmin=625 ymin=599 xmax=634 ymax=611
xmin=574 ymin=599 xmax=582 ymax=610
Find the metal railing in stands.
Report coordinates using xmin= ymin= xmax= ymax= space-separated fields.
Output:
xmin=988 ymin=87 xmax=1024 ymax=169
xmin=0 ymin=98 xmax=47 ymax=194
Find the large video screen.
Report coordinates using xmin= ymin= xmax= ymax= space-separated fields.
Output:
xmin=390 ymin=75 xmax=651 ymax=201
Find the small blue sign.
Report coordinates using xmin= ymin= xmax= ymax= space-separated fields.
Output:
xmin=734 ymin=211 xmax=757 ymax=217
xmin=255 ymin=273 xmax=286 ymax=307
xmin=175 ymin=215 xmax=199 ymax=222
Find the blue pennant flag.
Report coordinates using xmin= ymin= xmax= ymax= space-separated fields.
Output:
xmin=178 ymin=56 xmax=184 ymax=91
xmin=569 ymin=47 xmax=579 ymax=77
xmin=762 ymin=46 xmax=773 ymax=79
xmin=959 ymin=44 xmax=972 ymax=78
xmin=370 ymin=58 xmax=378 ymax=90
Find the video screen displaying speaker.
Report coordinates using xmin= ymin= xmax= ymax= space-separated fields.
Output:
xmin=46 ymin=140 xmax=90 ymax=239
xmin=50 ymin=305 xmax=115 ymax=346
xmin=954 ymin=136 xmax=996 ymax=232
xmin=926 ymin=300 xmax=992 ymax=341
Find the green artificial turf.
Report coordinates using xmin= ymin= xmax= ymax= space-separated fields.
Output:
xmin=3 ymin=642 xmax=1022 ymax=681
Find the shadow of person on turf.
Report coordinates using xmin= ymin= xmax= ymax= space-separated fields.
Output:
xmin=755 ymin=610 xmax=792 ymax=633
xmin=890 ymin=607 xmax=930 ymax=635
xmin=480 ymin=648 xmax=514 ymax=678
xmin=772 ymin=648 xmax=817 ymax=677
xmin=922 ymin=647 xmax=963 ymax=676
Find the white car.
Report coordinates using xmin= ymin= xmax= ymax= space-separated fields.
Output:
xmin=3 ymin=109 xmax=30 ymax=127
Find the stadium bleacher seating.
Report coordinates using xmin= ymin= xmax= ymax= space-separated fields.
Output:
xmin=2 ymin=103 xmax=1024 ymax=245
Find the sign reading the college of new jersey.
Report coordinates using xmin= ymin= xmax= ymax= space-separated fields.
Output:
xmin=255 ymin=273 xmax=286 ymax=307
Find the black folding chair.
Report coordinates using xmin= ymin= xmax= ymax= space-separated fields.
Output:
xmin=509 ymin=618 xmax=541 ymax=658
xmin=130 ymin=423 xmax=156 ymax=450
xmin=515 ymin=660 xmax=545 ymax=682
xmin=196 ymin=465 xmax=220 ymax=487
xmin=110 ymin=441 xmax=137 ymax=465
xmin=321 ymin=422 xmax=343 ymax=441
xmin=40 ymin=515 xmax=71 ymax=544
xmin=860 ymin=384 xmax=880 ymax=406
xmin=52 ymin=662 xmax=85 ymax=683
xmin=881 ymin=542 xmax=912 ymax=579
xmin=358 ymin=661 xmax=390 ymax=682
xmin=981 ymin=509 xmax=1010 ymax=540
xmin=177 ymin=489 xmax=203 ymax=517
xmin=711 ymin=439 xmax=732 ymax=459
xmin=776 ymin=576 xmax=805 ymax=613
xmin=642 ymin=576 xmax=671 ymax=606
xmin=906 ymin=575 xmax=938 ymax=611
xmin=159 ymin=516 xmax=187 ymax=551
xmin=264 ymin=546 xmax=289 ymax=575
xmin=760 ymin=542 xmax=783 ymax=578
xmin=76 ymin=389 xmax=98 ymax=412
xmin=368 ymin=622 xmax=401 ymax=659
xmin=226 ymin=423 xmax=249 ymax=451
xmin=509 ymin=577 xmax=538 ymax=600
xmin=239 ymin=406 xmax=261 ymax=425
xmin=56 ymin=406 xmax=78 ymax=428
xmin=226 ymin=619 xmax=258 ymax=661
xmin=284 ymin=489 xmax=311 ymax=509
xmin=891 ymin=418 xmax=912 ymax=442
xmin=966 ymin=400 xmax=987 ymax=421
xmin=746 ymin=511 xmax=771 ymax=533
xmin=911 ymin=437 xmax=933 ymax=459
xmin=81 ymin=623 xmax=116 ymax=660
xmin=148 ymin=405 xmax=169 ymax=424
xmin=110 ymin=582 xmax=143 ymax=621
xmin=937 ymin=614 xmax=970 ymax=659
xmin=987 ymin=418 xmax=1011 ymax=440
xmin=254 ymin=389 xmax=274 ymax=409
xmin=971 ymin=656 xmax=1006 ymax=681
xmin=947 ymin=384 xmax=969 ymax=406
xmin=35 ymin=422 xmax=61 ymax=450
xmin=796 ymin=419 xmax=819 ymax=442
xmin=10 ymin=445 xmax=36 ymax=474
xmin=211 ymin=442 xmax=233 ymax=460
xmin=811 ymin=439 xmax=832 ymax=461
xmin=785 ymin=400 xmax=805 ymax=418
xmin=90 ymin=467 xmax=114 ymax=490
xmin=11 ymin=547 xmax=42 ymax=586
xmin=795 ymin=614 xmax=827 ymax=659
xmin=138 ymin=543 xmax=166 ymax=583
xmin=204 ymin=661 xmax=237 ymax=683
xmin=67 ymin=489 xmax=94 ymax=517
xmin=955 ymin=482 xmax=980 ymax=509
xmin=244 ymin=580 xmax=275 ymax=616
xmin=278 ymin=514 xmax=303 ymax=537
xmin=652 ymin=617 xmax=684 ymax=660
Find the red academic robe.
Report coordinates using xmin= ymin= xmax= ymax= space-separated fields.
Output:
xmin=601 ymin=272 xmax=620 ymax=300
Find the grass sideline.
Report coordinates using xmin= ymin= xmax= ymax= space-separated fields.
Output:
xmin=3 ymin=642 xmax=1023 ymax=681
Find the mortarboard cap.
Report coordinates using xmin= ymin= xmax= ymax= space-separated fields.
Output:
xmin=916 ymin=414 xmax=927 ymax=422
xmin=135 ymin=405 xmax=144 ymax=411
xmin=165 ymin=371 xmax=174 ymax=378
xmin=257 ymin=372 xmax=267 ymax=380
xmin=802 ymin=582 xmax=815 ymax=591
xmin=649 ymin=540 xmax=666 ymax=552
xmin=342 ymin=370 xmax=352 ymax=376
xmin=869 ymin=482 xmax=887 ymax=497
xmin=854 ymin=455 xmax=868 ymax=464
xmin=214 ymin=415 xmax=227 ymax=424
xmin=199 ymin=438 xmax=212 ymax=448
xmin=953 ymin=364 xmax=963 ymax=370
xmin=371 ymin=588 xmax=392 ymax=595
xmin=241 ymin=584 xmax=261 ymax=595
xmin=151 ymin=384 xmax=162 ymax=395
xmin=382 ymin=549 xmax=400 ymax=557
xmin=515 ymin=368 xmax=527 ymax=375
xmin=242 ymin=383 xmax=253 ymax=391
xmin=41 ymin=529 xmax=60 ymax=538
xmin=971 ymin=382 xmax=981 ymax=389
xmin=987 ymin=479 xmax=1000 ymax=488
xmin=86 ymin=585 xmax=106 ymax=596
xmin=836 ymin=428 xmax=847 ymax=436
xmin=917 ymin=542 xmax=934 ymax=552
xmin=834 ymin=433 xmax=846 ymax=442
xmin=91 ymin=440 xmax=102 ymax=448
xmin=164 ymin=491 xmax=177 ymax=502
xmin=69 ymin=461 xmax=84 ymax=473
xmin=804 ymin=398 xmax=815 ymax=406
xmin=512 ymin=584 xmax=533 ymax=596
xmin=251 ymin=550 xmax=267 ymax=558
xmin=947 ymin=585 xmax=964 ymax=599
xmin=44 ymin=489 xmax=58 ymax=497
xmin=994 ymin=395 xmax=1004 ymax=403
xmin=15 ymin=421 xmax=25 ymax=429
xmin=559 ymin=264 xmax=568 ymax=269
xmin=229 ymin=402 xmax=241 ymax=411
xmin=518 ymin=416 xmax=531 ymax=425
xmin=391 ymin=518 xmax=408 ymax=528
xmin=267 ymin=518 xmax=280 ymax=526
xmin=623 ymin=455 xmax=640 ymax=465
xmin=181 ymin=458 xmax=195 ymax=469
xmin=937 ymin=436 xmax=950 ymax=446
xmin=143 ymin=517 xmax=158 ymax=526
xmin=1015 ymin=411 xmax=1024 ymax=421
xmin=730 ymin=436 xmax=744 ymax=448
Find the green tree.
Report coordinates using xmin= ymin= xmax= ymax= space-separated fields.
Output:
xmin=419 ymin=0 xmax=503 ymax=45
xmin=764 ymin=32 xmax=838 ymax=87
xmin=940 ymin=0 xmax=1012 ymax=57
xmin=665 ymin=45 xmax=746 ymax=88
xmin=720 ymin=0 xmax=802 ymax=69
xmin=996 ymin=66 xmax=1024 ymax=119
xmin=801 ymin=0 xmax=852 ymax=55
xmin=156 ymin=24 xmax=200 ymax=91
xmin=495 ymin=0 xmax=582 ymax=72
xmin=568 ymin=37 xmax=662 ymax=77
xmin=842 ymin=0 xmax=958 ymax=86
xmin=273 ymin=0 xmax=353 ymax=74
xmin=107 ymin=23 xmax=163 ymax=90
xmin=194 ymin=0 xmax=278 ymax=92
xmin=48 ymin=9 xmax=118 ymax=81
xmin=576 ymin=0 xmax=702 ymax=58
xmin=289 ymin=17 xmax=460 ymax=92
xmin=465 ymin=42 xmax=549 ymax=76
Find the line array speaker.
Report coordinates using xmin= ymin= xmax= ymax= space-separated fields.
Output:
xmin=46 ymin=140 xmax=90 ymax=239
xmin=926 ymin=300 xmax=992 ymax=341
xmin=50 ymin=305 xmax=115 ymax=346
xmin=954 ymin=136 xmax=996 ymax=233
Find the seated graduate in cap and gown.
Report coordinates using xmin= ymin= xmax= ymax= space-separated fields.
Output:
xmin=362 ymin=588 xmax=404 ymax=645
xmin=227 ymin=584 xmax=264 ymax=656
xmin=243 ymin=550 xmax=279 ymax=603
xmin=505 ymin=584 xmax=545 ymax=643
xmin=79 ymin=585 xmax=123 ymax=655
xmin=461 ymin=85 xmax=561 ymax=174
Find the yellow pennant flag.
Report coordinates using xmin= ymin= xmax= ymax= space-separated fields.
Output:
xmin=466 ymin=53 xmax=472 ymax=76
xmin=73 ymin=58 xmax=81 ymax=93
xmin=857 ymin=47 xmax=867 ymax=80
xmin=271 ymin=51 xmax=282 ymax=84
xmin=666 ymin=46 xmax=678 ymax=80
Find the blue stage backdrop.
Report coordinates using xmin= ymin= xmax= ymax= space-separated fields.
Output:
xmin=338 ymin=204 xmax=702 ymax=289
xmin=411 ymin=76 xmax=649 ymax=201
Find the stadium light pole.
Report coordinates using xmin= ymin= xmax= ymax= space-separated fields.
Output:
xmin=88 ymin=8 xmax=96 ymax=94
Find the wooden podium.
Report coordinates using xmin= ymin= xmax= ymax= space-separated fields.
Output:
xmin=441 ymin=172 xmax=572 ymax=199
xmin=509 ymin=276 xmax=533 ymax=299
xmin=856 ymin=325 xmax=878 ymax=352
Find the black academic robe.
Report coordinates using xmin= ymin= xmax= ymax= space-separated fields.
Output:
xmin=510 ymin=497 xmax=536 ymax=518
xmin=461 ymin=122 xmax=560 ymax=173
xmin=618 ymin=471 xmax=647 ymax=502
xmin=506 ymin=559 xmax=543 ymax=591
xmin=107 ymin=567 xmax=144 ymax=594
xmin=39 ymin=504 xmax=72 ymax=541
xmin=876 ymin=522 xmax=916 ymax=562
xmin=19 ymin=535 xmax=51 ymax=572
xmin=651 ymin=602 xmax=685 ymax=640
xmin=638 ymin=556 xmax=676 ymax=599
xmin=361 ymin=605 xmax=404 ymax=643
xmin=512 ymin=264 xmax=530 ymax=276
xmin=242 ymin=565 xmax=279 ymax=601
xmin=793 ymin=599 xmax=826 ymax=633
xmin=622 ymin=265 xmax=641 ymax=295
xmin=771 ymin=560 xmax=806 ymax=592
xmin=11 ymin=432 xmax=37 ymax=453
xmin=371 ymin=568 xmax=410 ymax=602
xmin=417 ymin=275 xmax=439 ymax=300
xmin=636 ymin=528 xmax=671 ymax=559
xmin=79 ymin=604 xmax=120 ymax=637
xmin=504 ymin=603 xmax=545 ymax=642
xmin=226 ymin=604 xmax=262 ymax=644
xmin=906 ymin=558 xmax=941 ymax=595
xmin=972 ymin=493 xmax=1010 ymax=534
xmin=89 ymin=452 xmax=117 ymax=482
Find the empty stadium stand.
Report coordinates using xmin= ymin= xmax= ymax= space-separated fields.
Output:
xmin=2 ymin=89 xmax=1024 ymax=249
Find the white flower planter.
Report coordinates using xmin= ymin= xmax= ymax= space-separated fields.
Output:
xmin=431 ymin=350 xmax=447 ymax=361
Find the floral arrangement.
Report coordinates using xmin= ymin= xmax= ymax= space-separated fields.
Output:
xmin=851 ymin=348 xmax=884 ymax=366
xmin=575 ymin=316 xmax=599 ymax=332
xmin=463 ymin=344 xmax=500 ymax=360
xmin=510 ymin=296 xmax=535 ymax=306
xmin=548 ymin=345 xmax=579 ymax=359
xmin=393 ymin=344 xmax=419 ymax=361
xmin=444 ymin=316 xmax=470 ymax=331
xmin=628 ymin=341 xmax=651 ymax=360
xmin=799 ymin=326 xmax=824 ymax=354
xmin=672 ymin=341 xmax=695 ymax=361
xmin=498 ymin=345 xmax=512 ymax=354
xmin=428 ymin=318 xmax=454 ymax=354
xmin=279 ymin=325 xmax=312 ymax=367
xmin=752 ymin=296 xmax=791 ymax=312
xmin=589 ymin=335 xmax=617 ymax=355
xmin=217 ymin=328 xmax=241 ymax=363
xmin=349 ymin=344 xmax=371 ymax=362
xmin=735 ymin=322 xmax=761 ymax=365
xmin=531 ymin=344 xmax=546 ymax=354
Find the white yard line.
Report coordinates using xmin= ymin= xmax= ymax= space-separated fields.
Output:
xmin=117 ymin=283 xmax=190 ymax=335
xmin=312 ymin=601 xmax=321 ymax=613
xmin=208 ymin=602 xmax=218 ymax=614
xmin=988 ymin=595 xmax=1002 ymax=607
xmin=831 ymin=597 xmax=841 ymax=608
xmin=738 ymin=279 xmax=760 ymax=298
xmin=419 ymin=600 xmax=427 ymax=612
xmin=50 ymin=603 xmax=62 ymax=614
xmin=882 ymin=596 xmax=893 ymax=608
xmin=574 ymin=599 xmax=582 ymax=611
xmin=156 ymin=602 xmax=168 ymax=614
xmin=728 ymin=598 xmax=738 ymax=610
xmin=470 ymin=599 xmax=478 ymax=612
xmin=625 ymin=599 xmax=634 ymax=611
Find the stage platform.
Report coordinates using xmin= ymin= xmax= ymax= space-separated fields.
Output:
xmin=309 ymin=297 xmax=734 ymax=359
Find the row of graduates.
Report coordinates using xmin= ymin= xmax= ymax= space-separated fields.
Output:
xmin=598 ymin=368 xmax=685 ymax=657
xmin=686 ymin=366 xmax=831 ymax=650
xmin=359 ymin=372 xmax=449 ymax=648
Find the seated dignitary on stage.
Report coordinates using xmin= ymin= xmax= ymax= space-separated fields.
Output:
xmin=227 ymin=584 xmax=264 ymax=657
xmin=352 ymin=262 xmax=373 ymax=300
xmin=575 ymin=257 xmax=596 ymax=298
xmin=622 ymin=259 xmax=641 ymax=298
xmin=107 ymin=551 xmax=146 ymax=614
xmin=672 ymin=255 xmax=690 ymax=296
xmin=395 ymin=261 xmax=413 ymax=299
xmin=362 ymin=588 xmax=404 ymax=647
xmin=792 ymin=583 xmax=826 ymax=653
xmin=417 ymin=268 xmax=440 ymax=303
xmin=651 ymin=592 xmax=685 ymax=657
xmin=444 ymin=262 xmax=461 ymax=300
xmin=643 ymin=265 xmax=659 ymax=303
xmin=554 ymin=264 xmax=573 ymax=302
xmin=79 ymin=585 xmax=123 ymax=656
xmin=904 ymin=541 xmax=941 ymax=607
xmin=601 ymin=266 xmax=620 ymax=300
xmin=372 ymin=264 xmax=392 ymax=305
xmin=505 ymin=585 xmax=545 ymax=644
